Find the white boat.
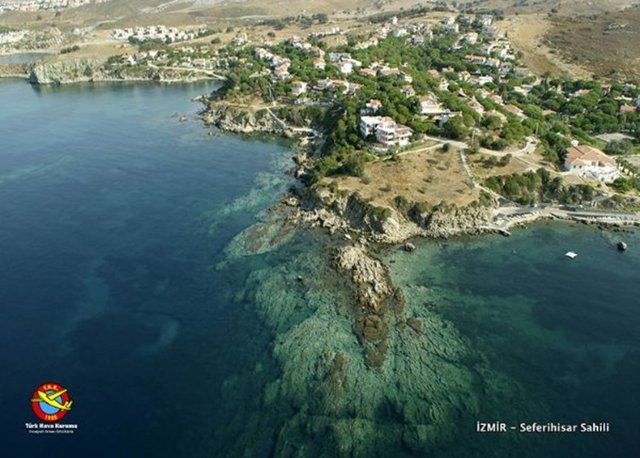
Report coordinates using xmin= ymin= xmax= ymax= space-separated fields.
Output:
xmin=565 ymin=251 xmax=578 ymax=259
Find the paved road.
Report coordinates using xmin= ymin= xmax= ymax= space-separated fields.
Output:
xmin=493 ymin=205 xmax=640 ymax=229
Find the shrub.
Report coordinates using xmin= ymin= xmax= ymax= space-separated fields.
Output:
xmin=499 ymin=153 xmax=513 ymax=167
xmin=605 ymin=139 xmax=634 ymax=156
xmin=338 ymin=153 xmax=368 ymax=177
xmin=60 ymin=45 xmax=80 ymax=54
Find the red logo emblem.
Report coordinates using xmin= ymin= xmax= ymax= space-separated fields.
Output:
xmin=30 ymin=383 xmax=73 ymax=422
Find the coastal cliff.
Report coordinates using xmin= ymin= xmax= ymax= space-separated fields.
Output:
xmin=200 ymin=101 xmax=496 ymax=243
xmin=28 ymin=57 xmax=110 ymax=84
xmin=27 ymin=57 xmax=223 ymax=85
xmin=296 ymin=186 xmax=494 ymax=243
xmin=0 ymin=62 xmax=29 ymax=79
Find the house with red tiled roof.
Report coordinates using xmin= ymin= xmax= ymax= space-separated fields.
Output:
xmin=564 ymin=145 xmax=620 ymax=182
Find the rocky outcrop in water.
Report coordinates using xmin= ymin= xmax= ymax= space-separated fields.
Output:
xmin=333 ymin=245 xmax=397 ymax=368
xmin=202 ymin=103 xmax=292 ymax=136
xmin=333 ymin=245 xmax=392 ymax=314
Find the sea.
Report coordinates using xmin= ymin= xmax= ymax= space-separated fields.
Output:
xmin=0 ymin=79 xmax=638 ymax=458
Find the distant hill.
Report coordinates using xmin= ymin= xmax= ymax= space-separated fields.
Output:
xmin=3 ymin=0 xmax=639 ymax=80
xmin=544 ymin=6 xmax=640 ymax=79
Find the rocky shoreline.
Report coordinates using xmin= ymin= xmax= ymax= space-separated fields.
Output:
xmin=0 ymin=62 xmax=29 ymax=79
xmin=0 ymin=56 xmax=225 ymax=85
xmin=202 ymin=97 xmax=640 ymax=374
xmin=199 ymin=98 xmax=507 ymax=372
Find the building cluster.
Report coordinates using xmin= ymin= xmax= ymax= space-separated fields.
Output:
xmin=111 ymin=25 xmax=208 ymax=44
xmin=107 ymin=8 xmax=633 ymax=162
xmin=276 ymin=11 xmax=531 ymax=150
xmin=0 ymin=0 xmax=107 ymax=13
xmin=288 ymin=36 xmax=327 ymax=71
xmin=119 ymin=46 xmax=231 ymax=72
xmin=308 ymin=27 xmax=342 ymax=39
xmin=355 ymin=16 xmax=433 ymax=52
xmin=313 ymin=78 xmax=361 ymax=95
xmin=327 ymin=52 xmax=362 ymax=75
xmin=254 ymin=47 xmax=293 ymax=81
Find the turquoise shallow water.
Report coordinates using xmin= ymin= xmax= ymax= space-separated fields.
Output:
xmin=0 ymin=79 xmax=638 ymax=457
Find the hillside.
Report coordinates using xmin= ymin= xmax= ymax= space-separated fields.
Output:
xmin=3 ymin=0 xmax=640 ymax=81
xmin=545 ymin=7 xmax=640 ymax=79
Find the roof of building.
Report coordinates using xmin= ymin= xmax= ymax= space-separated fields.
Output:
xmin=565 ymin=145 xmax=616 ymax=167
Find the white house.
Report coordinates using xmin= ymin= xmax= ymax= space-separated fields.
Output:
xmin=291 ymin=81 xmax=308 ymax=96
xmin=564 ymin=145 xmax=620 ymax=182
xmin=376 ymin=123 xmax=413 ymax=148
xmin=419 ymin=95 xmax=446 ymax=116
xmin=312 ymin=57 xmax=326 ymax=70
xmin=398 ymin=72 xmax=413 ymax=83
xmin=402 ymin=85 xmax=416 ymax=97
xmin=337 ymin=61 xmax=353 ymax=75
xmin=359 ymin=116 xmax=412 ymax=147
xmin=315 ymin=78 xmax=334 ymax=91
xmin=361 ymin=99 xmax=382 ymax=115
xmin=462 ymin=32 xmax=478 ymax=44
xmin=273 ymin=65 xmax=291 ymax=81
xmin=360 ymin=116 xmax=385 ymax=138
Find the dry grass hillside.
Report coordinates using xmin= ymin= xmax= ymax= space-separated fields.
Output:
xmin=4 ymin=0 xmax=639 ymax=81
xmin=545 ymin=8 xmax=640 ymax=80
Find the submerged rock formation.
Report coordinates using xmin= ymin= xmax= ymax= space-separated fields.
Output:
xmin=211 ymin=231 xmax=539 ymax=457
xmin=205 ymin=153 xmax=542 ymax=456
xmin=333 ymin=245 xmax=396 ymax=368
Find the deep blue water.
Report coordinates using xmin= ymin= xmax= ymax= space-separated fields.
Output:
xmin=0 ymin=80 xmax=292 ymax=457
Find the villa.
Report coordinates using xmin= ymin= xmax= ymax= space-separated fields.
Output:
xmin=376 ymin=122 xmax=413 ymax=148
xmin=419 ymin=95 xmax=446 ymax=116
xmin=359 ymin=116 xmax=413 ymax=148
xmin=312 ymin=58 xmax=326 ymax=70
xmin=564 ymin=145 xmax=620 ymax=182
xmin=291 ymin=81 xmax=308 ymax=96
